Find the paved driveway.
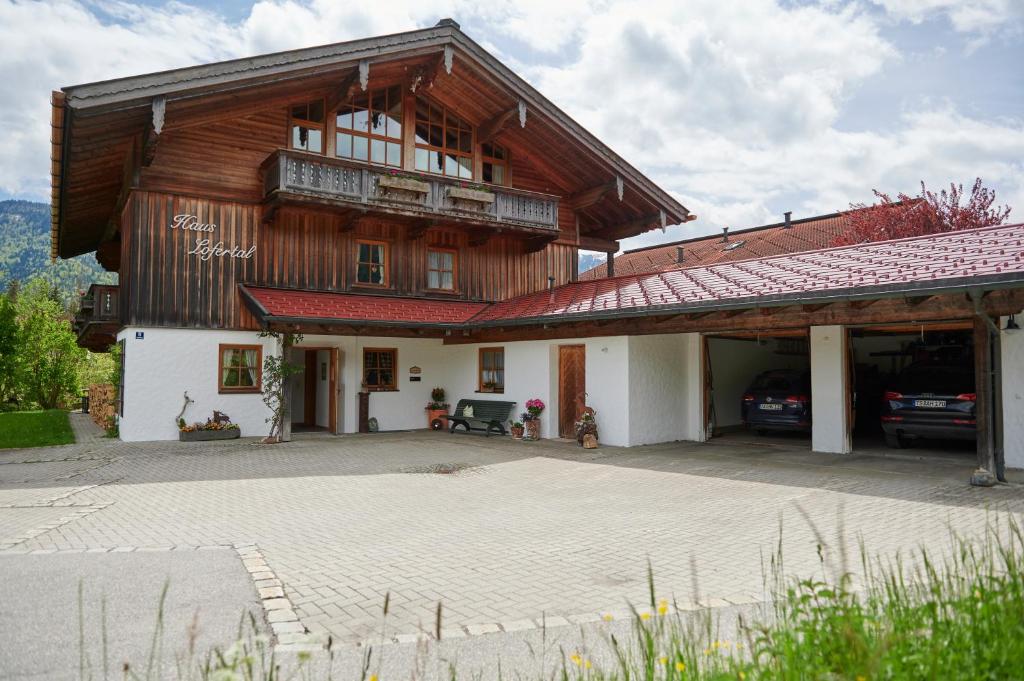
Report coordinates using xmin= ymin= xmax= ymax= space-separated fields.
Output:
xmin=2 ymin=415 xmax=1022 ymax=660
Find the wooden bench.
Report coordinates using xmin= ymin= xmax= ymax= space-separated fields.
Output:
xmin=448 ymin=399 xmax=516 ymax=436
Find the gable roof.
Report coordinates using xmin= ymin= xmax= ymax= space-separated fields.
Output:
xmin=51 ymin=19 xmax=690 ymax=259
xmin=579 ymin=210 xmax=854 ymax=280
xmin=473 ymin=222 xmax=1024 ymax=324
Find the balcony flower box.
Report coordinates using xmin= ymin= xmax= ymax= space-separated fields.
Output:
xmin=379 ymin=175 xmax=430 ymax=194
xmin=448 ymin=186 xmax=495 ymax=204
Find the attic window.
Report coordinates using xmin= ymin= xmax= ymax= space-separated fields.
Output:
xmin=724 ymin=240 xmax=746 ymax=251
xmin=289 ymin=99 xmax=324 ymax=153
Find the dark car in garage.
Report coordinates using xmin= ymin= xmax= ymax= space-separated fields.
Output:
xmin=881 ymin=362 xmax=976 ymax=448
xmin=741 ymin=370 xmax=812 ymax=433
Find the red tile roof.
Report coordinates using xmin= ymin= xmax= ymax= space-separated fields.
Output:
xmin=241 ymin=287 xmax=488 ymax=326
xmin=580 ymin=211 xmax=853 ymax=280
xmin=474 ymin=223 xmax=1024 ymax=324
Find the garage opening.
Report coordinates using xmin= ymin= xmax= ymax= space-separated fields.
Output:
xmin=849 ymin=323 xmax=976 ymax=461
xmin=705 ymin=331 xmax=811 ymax=448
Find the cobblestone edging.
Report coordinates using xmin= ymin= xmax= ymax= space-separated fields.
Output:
xmin=233 ymin=543 xmax=322 ymax=652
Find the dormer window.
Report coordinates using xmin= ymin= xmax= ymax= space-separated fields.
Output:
xmin=289 ymin=99 xmax=324 ymax=153
xmin=482 ymin=143 xmax=509 ymax=186
xmin=414 ymin=99 xmax=473 ymax=179
xmin=336 ymin=86 xmax=402 ymax=168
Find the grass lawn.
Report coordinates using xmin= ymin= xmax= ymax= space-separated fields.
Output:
xmin=0 ymin=410 xmax=75 ymax=449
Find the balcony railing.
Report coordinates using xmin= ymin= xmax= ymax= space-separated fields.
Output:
xmin=262 ymin=150 xmax=560 ymax=233
xmin=74 ymin=284 xmax=119 ymax=351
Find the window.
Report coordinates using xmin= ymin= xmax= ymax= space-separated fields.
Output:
xmin=427 ymin=248 xmax=457 ymax=291
xmin=355 ymin=240 xmax=389 ymax=286
xmin=363 ymin=348 xmax=397 ymax=391
xmin=481 ymin=143 xmax=509 ymax=185
xmin=289 ymin=99 xmax=325 ymax=153
xmin=479 ymin=348 xmax=505 ymax=392
xmin=336 ymin=85 xmax=402 ymax=167
xmin=219 ymin=344 xmax=263 ymax=393
xmin=414 ymin=99 xmax=473 ymax=178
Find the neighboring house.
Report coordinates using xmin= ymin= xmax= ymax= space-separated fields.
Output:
xmin=57 ymin=21 xmax=1023 ymax=481
xmin=581 ymin=209 xmax=853 ymax=280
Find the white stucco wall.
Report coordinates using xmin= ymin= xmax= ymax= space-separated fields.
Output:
xmin=1000 ymin=320 xmax=1024 ymax=470
xmin=117 ymin=327 xmax=276 ymax=442
xmin=627 ymin=334 xmax=691 ymax=446
xmin=810 ymin=325 xmax=851 ymax=454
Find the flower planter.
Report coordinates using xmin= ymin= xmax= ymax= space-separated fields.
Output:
xmin=379 ymin=175 xmax=430 ymax=194
xmin=448 ymin=186 xmax=495 ymax=204
xmin=510 ymin=425 xmax=525 ymax=440
xmin=524 ymin=420 xmax=540 ymax=441
xmin=426 ymin=408 xmax=449 ymax=430
xmin=179 ymin=428 xmax=240 ymax=442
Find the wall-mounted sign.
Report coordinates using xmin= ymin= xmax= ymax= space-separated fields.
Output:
xmin=409 ymin=376 xmax=422 ymax=382
xmin=409 ymin=366 xmax=422 ymax=375
xmin=171 ymin=214 xmax=257 ymax=262
xmin=135 ymin=331 xmax=144 ymax=340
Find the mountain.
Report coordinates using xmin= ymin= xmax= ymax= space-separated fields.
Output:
xmin=0 ymin=200 xmax=115 ymax=300
xmin=578 ymin=251 xmax=607 ymax=275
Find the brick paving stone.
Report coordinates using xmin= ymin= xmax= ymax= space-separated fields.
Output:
xmin=0 ymin=431 xmax=1021 ymax=646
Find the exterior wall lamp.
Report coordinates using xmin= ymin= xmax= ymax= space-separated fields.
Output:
xmin=1004 ymin=314 xmax=1020 ymax=333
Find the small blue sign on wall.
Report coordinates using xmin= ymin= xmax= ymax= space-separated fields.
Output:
xmin=135 ymin=331 xmax=144 ymax=340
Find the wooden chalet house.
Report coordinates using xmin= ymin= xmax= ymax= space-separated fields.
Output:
xmin=55 ymin=21 xmax=1024 ymax=482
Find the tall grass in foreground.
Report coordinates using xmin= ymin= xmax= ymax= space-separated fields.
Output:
xmin=86 ymin=516 xmax=1024 ymax=680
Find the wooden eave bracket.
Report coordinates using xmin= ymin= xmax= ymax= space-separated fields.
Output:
xmin=568 ymin=180 xmax=617 ymax=210
xmin=406 ymin=218 xmax=433 ymax=240
xmin=141 ymin=96 xmax=165 ymax=167
xmin=326 ymin=60 xmax=369 ymax=113
xmin=523 ymin=234 xmax=556 ymax=254
xmin=410 ymin=51 xmax=447 ymax=93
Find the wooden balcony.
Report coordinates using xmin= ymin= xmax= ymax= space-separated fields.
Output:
xmin=261 ymin=150 xmax=560 ymax=236
xmin=74 ymin=284 xmax=119 ymax=351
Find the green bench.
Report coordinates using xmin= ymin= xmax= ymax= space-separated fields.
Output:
xmin=449 ymin=399 xmax=516 ymax=436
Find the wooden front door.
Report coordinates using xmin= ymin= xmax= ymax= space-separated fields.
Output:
xmin=558 ymin=345 xmax=586 ymax=439
xmin=303 ymin=351 xmax=317 ymax=426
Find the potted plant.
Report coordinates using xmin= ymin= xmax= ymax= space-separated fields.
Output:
xmin=510 ymin=419 xmax=525 ymax=440
xmin=179 ymin=414 xmax=241 ymax=442
xmin=523 ymin=398 xmax=545 ymax=440
xmin=426 ymin=387 xmax=449 ymax=430
xmin=481 ymin=381 xmax=497 ymax=393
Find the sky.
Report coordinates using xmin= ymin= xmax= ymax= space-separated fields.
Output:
xmin=1 ymin=0 xmax=1022 ymax=252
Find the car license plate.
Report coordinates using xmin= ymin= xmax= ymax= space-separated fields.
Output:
xmin=914 ymin=399 xmax=946 ymax=408
xmin=759 ymin=403 xmax=783 ymax=411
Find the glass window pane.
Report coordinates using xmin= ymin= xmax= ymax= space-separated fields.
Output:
xmin=441 ymin=271 xmax=453 ymax=290
xmin=429 ymin=124 xmax=443 ymax=147
xmin=415 ymin=148 xmax=429 ymax=171
xmin=379 ymin=351 xmax=394 ymax=368
xmin=336 ymin=132 xmax=352 ymax=158
xmin=482 ymin=162 xmax=493 ymax=184
xmin=371 ymin=139 xmax=386 ymax=164
xmin=429 ymin=102 xmax=442 ymax=123
xmin=308 ymin=99 xmax=324 ymax=123
xmin=364 ymin=351 xmax=376 ymax=368
xmin=428 ymin=270 xmax=440 ymax=289
xmin=365 ymin=369 xmax=378 ymax=385
xmin=291 ymin=103 xmax=306 ymax=120
xmin=386 ymin=142 xmax=401 ymax=167
xmin=353 ymin=135 xmax=368 ymax=161
xmin=445 ymin=153 xmax=460 ymax=176
xmin=428 ymin=250 xmax=441 ymax=268
xmin=491 ymin=165 xmax=505 ymax=185
xmin=438 ymin=251 xmax=452 ymax=269
xmin=430 ymin=150 xmax=444 ymax=174
xmin=310 ymin=129 xmax=322 ymax=153
xmin=358 ymin=243 xmax=369 ymax=262
xmin=446 ymin=128 xmax=458 ymax=150
xmin=371 ymin=110 xmax=386 ymax=136
xmin=459 ymin=131 xmax=472 ymax=153
xmin=371 ymin=244 xmax=384 ymax=264
xmin=415 ymin=98 xmax=430 ymax=122
xmin=482 ymin=142 xmax=494 ymax=158
xmin=352 ymin=106 xmax=369 ymax=133
xmin=386 ymin=93 xmax=402 ymax=139
xmin=380 ymin=370 xmax=393 ymax=386
xmin=458 ymin=156 xmax=473 ymax=178
xmin=291 ymin=125 xmax=306 ymax=149
xmin=415 ymin=122 xmax=429 ymax=145
xmin=336 ymin=109 xmax=352 ymax=130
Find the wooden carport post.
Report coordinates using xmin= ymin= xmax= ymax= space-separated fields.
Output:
xmin=971 ymin=313 xmax=997 ymax=486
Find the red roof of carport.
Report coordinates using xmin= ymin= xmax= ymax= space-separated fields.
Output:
xmin=473 ymin=223 xmax=1024 ymax=323
xmin=241 ymin=286 xmax=489 ymax=325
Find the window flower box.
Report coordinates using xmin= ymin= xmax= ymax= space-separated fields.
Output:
xmin=379 ymin=175 xmax=430 ymax=194
xmin=448 ymin=186 xmax=495 ymax=204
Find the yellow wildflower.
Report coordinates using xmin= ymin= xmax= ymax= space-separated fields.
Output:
xmin=585 ymin=660 xmax=592 ymax=670
xmin=658 ymin=599 xmax=669 ymax=616
xmin=570 ymin=654 xmax=582 ymax=666
xmin=640 ymin=612 xmax=651 ymax=621
xmin=369 ymin=676 xmax=378 ymax=681
xmin=856 ymin=677 xmax=867 ymax=681
xmin=675 ymin=661 xmax=686 ymax=672
xmin=659 ymin=656 xmax=668 ymax=665
xmin=738 ymin=673 xmax=746 ymax=680
xmin=603 ymin=613 xmax=614 ymax=622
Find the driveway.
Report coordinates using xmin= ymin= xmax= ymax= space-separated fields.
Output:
xmin=1 ymin=415 xmax=1022 ymax=673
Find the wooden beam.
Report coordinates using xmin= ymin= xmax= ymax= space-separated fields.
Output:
xmin=592 ymin=212 xmax=661 ymax=241
xmin=524 ymin=234 xmax=556 ymax=254
xmin=568 ymin=180 xmax=617 ymax=210
xmin=802 ymin=303 xmax=832 ymax=313
xmin=606 ymin=250 xmax=615 ymax=277
xmin=477 ymin=105 xmax=518 ymax=145
xmin=904 ymin=295 xmax=934 ymax=307
xmin=850 ymin=299 xmax=879 ymax=310
xmin=338 ymin=210 xmax=367 ymax=233
xmin=406 ymin=218 xmax=433 ymax=240
xmin=325 ymin=62 xmax=367 ymax=113
xmin=576 ymin=235 xmax=620 ymax=252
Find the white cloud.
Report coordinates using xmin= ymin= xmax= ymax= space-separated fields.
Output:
xmin=0 ymin=0 xmax=1021 ymax=258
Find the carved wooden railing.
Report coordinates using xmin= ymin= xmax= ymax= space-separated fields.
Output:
xmin=262 ymin=149 xmax=559 ymax=232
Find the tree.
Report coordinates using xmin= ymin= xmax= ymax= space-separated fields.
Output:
xmin=833 ymin=178 xmax=1012 ymax=246
xmin=14 ymin=279 xmax=85 ymax=409
xmin=260 ymin=331 xmax=303 ymax=442
xmin=0 ymin=286 xmax=20 ymax=404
